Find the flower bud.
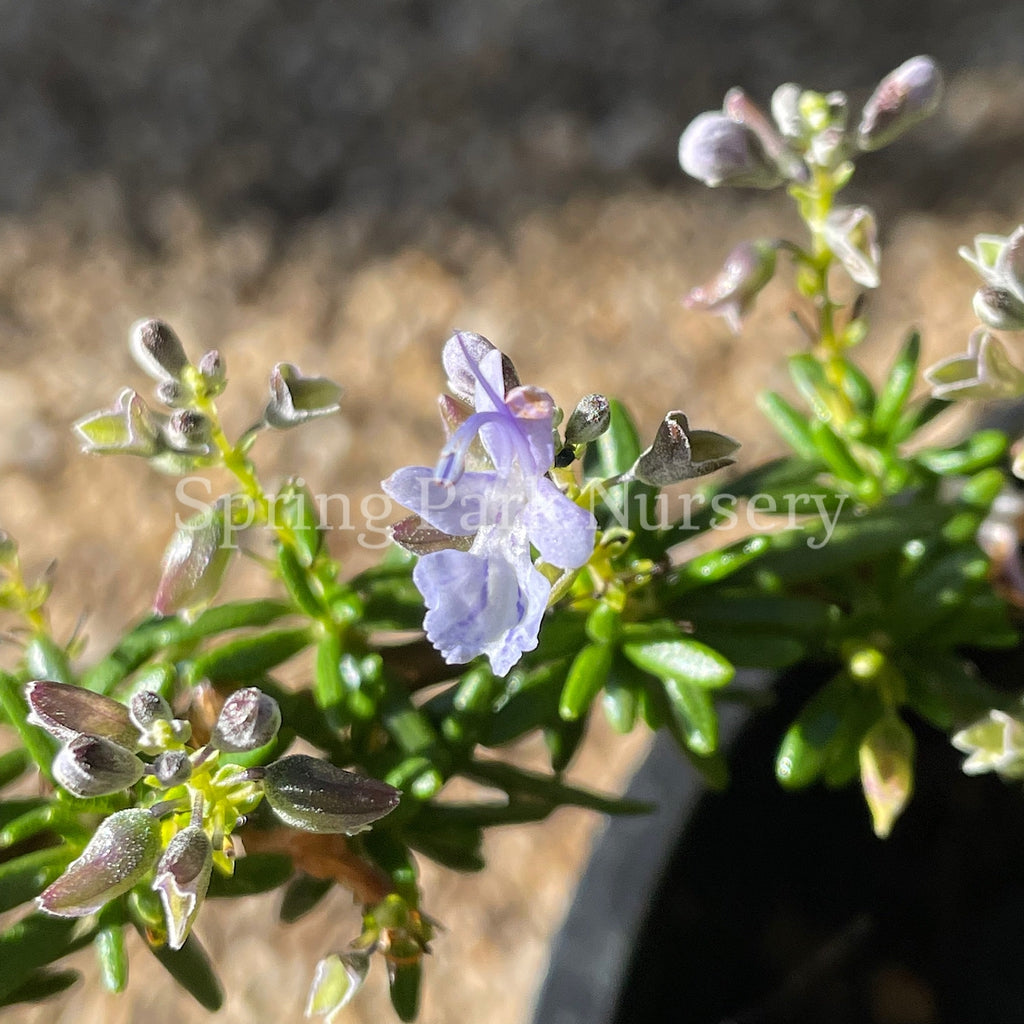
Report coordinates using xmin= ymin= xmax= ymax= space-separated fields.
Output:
xmin=37 ymin=808 xmax=160 ymax=917
xmin=262 ymin=754 xmax=400 ymax=835
xmin=264 ymin=363 xmax=343 ymax=429
xmin=211 ymin=686 xmax=281 ymax=752
xmin=995 ymin=226 xmax=1024 ymax=299
xmin=857 ymin=55 xmax=943 ymax=152
xmin=442 ymin=331 xmax=520 ymax=405
xmin=926 ymin=329 xmax=1024 ymax=401
xmin=974 ymin=286 xmax=1024 ymax=332
xmin=154 ymin=496 xmax=235 ymax=618
xmin=74 ymin=388 xmax=164 ymax=458
xmin=153 ymin=825 xmax=213 ymax=949
xmin=197 ymin=349 xmax=226 ymax=392
xmin=678 ymin=111 xmax=784 ymax=189
xmin=152 ymin=749 xmax=192 ymax=787
xmin=685 ymin=239 xmax=778 ymax=333
xmin=25 ymin=679 xmax=139 ymax=748
xmin=771 ymin=82 xmax=804 ymax=140
xmin=953 ymin=709 xmax=1024 ymax=778
xmin=564 ymin=394 xmax=611 ymax=445
xmin=130 ymin=318 xmax=191 ymax=382
xmin=129 ymin=690 xmax=173 ymax=731
xmin=306 ymin=951 xmax=371 ymax=1022
xmin=625 ymin=412 xmax=739 ymax=487
xmin=163 ymin=409 xmax=213 ymax=454
xmin=53 ymin=734 xmax=145 ymax=797
xmin=823 ymin=205 xmax=880 ymax=288
xmin=724 ymin=87 xmax=808 ymax=183
xmin=155 ymin=379 xmax=189 ymax=408
xmin=859 ymin=713 xmax=915 ymax=838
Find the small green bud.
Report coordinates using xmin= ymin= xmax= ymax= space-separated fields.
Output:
xmin=53 ymin=734 xmax=145 ymax=797
xmin=130 ymin=318 xmax=191 ymax=382
xmin=264 ymin=363 xmax=342 ymax=429
xmin=197 ymin=349 xmax=226 ymax=393
xmin=262 ymin=755 xmax=400 ymax=835
xmin=153 ymin=825 xmax=213 ymax=949
xmin=857 ymin=56 xmax=943 ymax=152
xmin=25 ymin=679 xmax=139 ymax=748
xmin=211 ymin=686 xmax=281 ymax=752
xmin=859 ymin=713 xmax=915 ymax=838
xmin=564 ymin=394 xmax=611 ymax=445
xmin=37 ymin=808 xmax=161 ymax=917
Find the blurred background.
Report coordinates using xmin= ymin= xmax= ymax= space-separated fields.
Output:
xmin=1 ymin=2 xmax=1023 ymax=1021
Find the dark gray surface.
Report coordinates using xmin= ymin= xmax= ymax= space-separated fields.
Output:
xmin=530 ymin=674 xmax=771 ymax=1024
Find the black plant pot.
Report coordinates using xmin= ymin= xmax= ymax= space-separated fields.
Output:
xmin=532 ymin=666 xmax=1024 ymax=1024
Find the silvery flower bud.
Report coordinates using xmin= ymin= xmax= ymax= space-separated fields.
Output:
xmin=129 ymin=690 xmax=173 ymax=731
xmin=564 ymin=394 xmax=611 ymax=446
xmin=771 ymin=83 xmax=805 ymax=140
xmin=197 ymin=349 xmax=226 ymax=391
xmin=678 ymin=111 xmax=784 ymax=189
xmin=53 ymin=734 xmax=145 ymax=797
xmin=974 ymin=286 xmax=1024 ymax=332
xmin=38 ymin=808 xmax=161 ymax=917
xmin=624 ymin=412 xmax=739 ymax=487
xmin=152 ymin=749 xmax=192 ymax=787
xmin=857 ymin=56 xmax=943 ymax=152
xmin=724 ymin=87 xmax=808 ymax=183
xmin=154 ymin=496 xmax=235 ymax=618
xmin=211 ymin=686 xmax=281 ymax=752
xmin=163 ymin=409 xmax=213 ymax=455
xmin=685 ymin=239 xmax=778 ymax=333
xmin=264 ymin=363 xmax=343 ymax=429
xmin=25 ymin=679 xmax=139 ymax=748
xmin=153 ymin=825 xmax=213 ymax=949
xmin=262 ymin=754 xmax=400 ymax=835
xmin=130 ymin=318 xmax=191 ymax=382
xmin=995 ymin=226 xmax=1024 ymax=299
xmin=306 ymin=951 xmax=371 ymax=1021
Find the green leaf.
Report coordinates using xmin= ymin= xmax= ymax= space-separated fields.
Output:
xmin=388 ymin=960 xmax=422 ymax=1023
xmin=484 ymin=661 xmax=569 ymax=746
xmin=465 ymin=759 xmax=652 ymax=816
xmin=666 ymin=535 xmax=772 ymax=598
xmin=559 ymin=643 xmax=614 ymax=721
xmin=915 ymin=430 xmax=1008 ymax=476
xmin=136 ymin=929 xmax=224 ymax=1011
xmin=692 ymin=628 xmax=807 ymax=669
xmin=601 ymin=655 xmax=640 ymax=734
xmin=0 ymin=845 xmax=72 ymax=913
xmin=96 ymin=902 xmax=129 ymax=994
xmin=544 ymin=716 xmax=587 ymax=772
xmin=0 ymin=913 xmax=85 ymax=1002
xmin=405 ymin=823 xmax=485 ymax=872
xmin=757 ymin=391 xmax=818 ymax=459
xmin=904 ymin=653 xmax=1009 ymax=730
xmin=188 ymin=627 xmax=312 ymax=685
xmin=24 ymin=635 xmax=74 ymax=685
xmin=775 ymin=673 xmax=854 ymax=789
xmin=279 ymin=874 xmax=333 ymax=924
xmin=662 ymin=677 xmax=718 ymax=754
xmin=622 ymin=633 xmax=734 ymax=689
xmin=277 ymin=542 xmax=325 ymax=618
xmin=0 ymin=968 xmax=80 ymax=1009
xmin=274 ymin=479 xmax=323 ymax=566
xmin=314 ymin=632 xmax=346 ymax=725
xmin=809 ymin=418 xmax=866 ymax=486
xmin=788 ymin=353 xmax=834 ymax=421
xmin=207 ymin=852 xmax=293 ymax=898
xmin=836 ymin=356 xmax=876 ymax=415
xmin=0 ymin=749 xmax=30 ymax=790
xmin=873 ymin=330 xmax=920 ymax=436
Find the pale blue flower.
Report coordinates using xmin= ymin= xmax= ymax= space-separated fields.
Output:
xmin=382 ymin=333 xmax=596 ymax=676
